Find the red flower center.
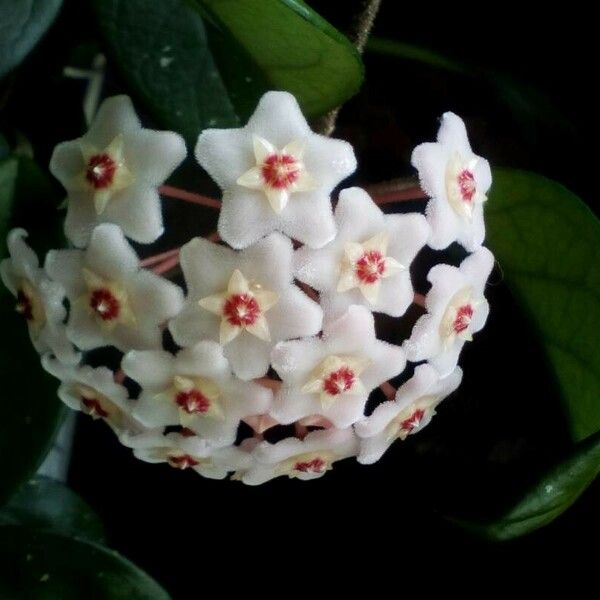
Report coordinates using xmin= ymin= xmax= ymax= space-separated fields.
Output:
xmin=400 ymin=408 xmax=426 ymax=433
xmin=322 ymin=367 xmax=355 ymax=396
xmin=89 ymin=289 xmax=120 ymax=321
xmin=223 ymin=293 xmax=260 ymax=327
xmin=294 ymin=457 xmax=328 ymax=473
xmin=81 ymin=397 xmax=109 ymax=419
xmin=175 ymin=389 xmax=211 ymax=414
xmin=453 ymin=304 xmax=473 ymax=334
xmin=261 ymin=153 xmax=300 ymax=189
xmin=355 ymin=250 xmax=386 ymax=284
xmin=167 ymin=454 xmax=200 ymax=470
xmin=86 ymin=154 xmax=117 ymax=189
xmin=16 ymin=289 xmax=34 ymax=321
xmin=458 ymin=169 xmax=476 ymax=202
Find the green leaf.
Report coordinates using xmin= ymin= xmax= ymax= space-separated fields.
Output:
xmin=0 ymin=0 xmax=63 ymax=79
xmin=0 ymin=526 xmax=170 ymax=599
xmin=197 ymin=0 xmax=363 ymax=117
xmin=0 ymin=156 xmax=65 ymax=505
xmin=452 ymin=429 xmax=600 ymax=540
xmin=0 ymin=477 xmax=105 ymax=543
xmin=486 ymin=169 xmax=600 ymax=442
xmin=93 ymin=0 xmax=239 ymax=146
xmin=92 ymin=0 xmax=363 ymax=143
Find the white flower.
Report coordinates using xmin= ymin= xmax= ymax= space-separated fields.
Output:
xmin=238 ymin=428 xmax=358 ymax=485
xmin=122 ymin=341 xmax=272 ymax=447
xmin=294 ymin=187 xmax=429 ymax=321
xmin=42 ymin=355 xmax=141 ymax=437
xmin=355 ymin=364 xmax=463 ymax=464
xmin=50 ymin=95 xmax=186 ymax=247
xmin=0 ymin=229 xmax=79 ymax=364
xmin=122 ymin=429 xmax=252 ymax=480
xmin=195 ymin=91 xmax=357 ymax=249
xmin=270 ymin=305 xmax=406 ymax=428
xmin=169 ymin=233 xmax=322 ymax=380
xmin=412 ymin=112 xmax=492 ymax=251
xmin=404 ymin=247 xmax=494 ymax=376
xmin=45 ymin=224 xmax=183 ymax=352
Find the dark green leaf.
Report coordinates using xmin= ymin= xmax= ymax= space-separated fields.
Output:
xmin=197 ymin=0 xmax=363 ymax=118
xmin=0 ymin=477 xmax=105 ymax=543
xmin=0 ymin=0 xmax=63 ymax=79
xmin=93 ymin=0 xmax=238 ymax=146
xmin=0 ymin=134 xmax=8 ymax=160
xmin=0 ymin=526 xmax=170 ymax=599
xmin=486 ymin=169 xmax=600 ymax=441
xmin=451 ymin=429 xmax=600 ymax=540
xmin=0 ymin=156 xmax=65 ymax=505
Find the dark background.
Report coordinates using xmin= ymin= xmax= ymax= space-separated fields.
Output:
xmin=2 ymin=1 xmax=598 ymax=595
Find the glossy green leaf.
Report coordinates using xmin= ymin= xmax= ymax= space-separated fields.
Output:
xmin=93 ymin=0 xmax=238 ymax=145
xmin=0 ymin=0 xmax=63 ymax=79
xmin=452 ymin=430 xmax=600 ymax=540
xmin=0 ymin=477 xmax=105 ymax=543
xmin=197 ymin=0 xmax=363 ymax=118
xmin=0 ymin=526 xmax=170 ymax=599
xmin=0 ymin=156 xmax=65 ymax=505
xmin=486 ymin=169 xmax=600 ymax=441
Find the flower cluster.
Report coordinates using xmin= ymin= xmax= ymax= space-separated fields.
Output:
xmin=1 ymin=93 xmax=494 ymax=485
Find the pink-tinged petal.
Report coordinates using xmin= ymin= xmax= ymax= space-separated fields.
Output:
xmin=86 ymin=224 xmax=139 ymax=279
xmin=429 ymin=341 xmax=464 ymax=377
xmin=386 ymin=213 xmax=430 ymax=265
xmin=44 ymin=249 xmax=86 ymax=297
xmin=270 ymin=387 xmax=322 ymax=425
xmin=474 ymin=156 xmax=492 ymax=195
xmin=49 ymin=141 xmax=86 ymax=190
xmin=460 ymin=246 xmax=495 ymax=296
xmin=425 ymin=263 xmax=465 ymax=314
xmin=279 ymin=191 xmax=336 ymax=248
xmin=324 ymin=305 xmax=376 ymax=354
xmin=404 ymin=313 xmax=443 ymax=363
xmin=86 ymin=95 xmax=141 ymax=148
xmin=335 ymin=187 xmax=386 ymax=241
xmin=64 ymin=194 xmax=98 ymax=248
xmin=471 ymin=299 xmax=490 ymax=334
xmin=323 ymin=394 xmax=368 ymax=428
xmin=134 ymin=394 xmax=179 ymax=428
xmin=303 ymin=137 xmax=357 ymax=191
xmin=66 ymin=304 xmax=108 ymax=350
xmin=223 ymin=332 xmax=271 ymax=380
xmin=267 ymin=287 xmax=322 ymax=341
xmin=169 ymin=304 xmax=219 ymax=348
xmin=294 ymin=243 xmax=340 ymax=292
xmin=361 ymin=340 xmax=406 ymax=390
xmin=411 ymin=142 xmax=450 ymax=200
xmin=425 ymin=196 xmax=462 ymax=250
xmin=175 ymin=341 xmax=231 ymax=381
xmin=122 ymin=350 xmax=175 ymax=390
xmin=129 ymin=269 xmax=183 ymax=325
xmin=457 ymin=202 xmax=486 ymax=251
xmin=270 ymin=337 xmax=324 ymax=384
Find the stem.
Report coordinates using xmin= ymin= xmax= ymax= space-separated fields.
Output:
xmin=140 ymin=248 xmax=180 ymax=268
xmin=159 ymin=185 xmax=221 ymax=209
xmin=380 ymin=381 xmax=396 ymax=401
xmin=413 ymin=293 xmax=426 ymax=308
xmin=152 ymin=255 xmax=181 ymax=275
xmin=372 ymin=187 xmax=428 ymax=204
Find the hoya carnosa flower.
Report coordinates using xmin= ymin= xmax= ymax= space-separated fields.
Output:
xmin=238 ymin=428 xmax=358 ymax=486
xmin=122 ymin=341 xmax=272 ymax=447
xmin=404 ymin=247 xmax=494 ymax=377
xmin=0 ymin=229 xmax=79 ymax=364
xmin=294 ymin=187 xmax=429 ymax=321
xmin=270 ymin=305 xmax=406 ymax=429
xmin=356 ymin=364 xmax=463 ymax=464
xmin=45 ymin=224 xmax=183 ymax=352
xmin=195 ymin=91 xmax=357 ymax=249
xmin=50 ymin=95 xmax=186 ymax=247
xmin=412 ymin=112 xmax=492 ymax=251
xmin=122 ymin=429 xmax=252 ymax=480
xmin=42 ymin=355 xmax=141 ymax=437
xmin=169 ymin=233 xmax=322 ymax=380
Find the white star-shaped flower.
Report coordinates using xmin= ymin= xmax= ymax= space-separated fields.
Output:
xmin=122 ymin=429 xmax=252 ymax=480
xmin=237 ymin=428 xmax=358 ymax=486
xmin=45 ymin=224 xmax=184 ymax=352
xmin=412 ymin=112 xmax=492 ymax=251
xmin=355 ymin=364 xmax=463 ymax=464
xmin=1 ymin=229 xmax=79 ymax=364
xmin=404 ymin=247 xmax=494 ymax=376
xmin=122 ymin=341 xmax=272 ymax=447
xmin=195 ymin=91 xmax=357 ymax=249
xmin=169 ymin=233 xmax=322 ymax=380
xmin=270 ymin=305 xmax=406 ymax=428
xmin=294 ymin=187 xmax=429 ymax=321
xmin=50 ymin=95 xmax=186 ymax=247
xmin=42 ymin=355 xmax=142 ymax=438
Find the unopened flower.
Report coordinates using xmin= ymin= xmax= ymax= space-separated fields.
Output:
xmin=122 ymin=341 xmax=272 ymax=447
xmin=412 ymin=112 xmax=492 ymax=251
xmin=356 ymin=364 xmax=463 ymax=464
xmin=404 ymin=247 xmax=494 ymax=376
xmin=42 ymin=355 xmax=140 ymax=436
xmin=295 ymin=187 xmax=429 ymax=321
xmin=195 ymin=91 xmax=356 ymax=249
xmin=169 ymin=233 xmax=322 ymax=380
xmin=45 ymin=224 xmax=183 ymax=352
xmin=238 ymin=428 xmax=358 ymax=485
xmin=0 ymin=229 xmax=79 ymax=364
xmin=270 ymin=305 xmax=405 ymax=428
xmin=123 ymin=429 xmax=252 ymax=480
xmin=50 ymin=95 xmax=186 ymax=247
